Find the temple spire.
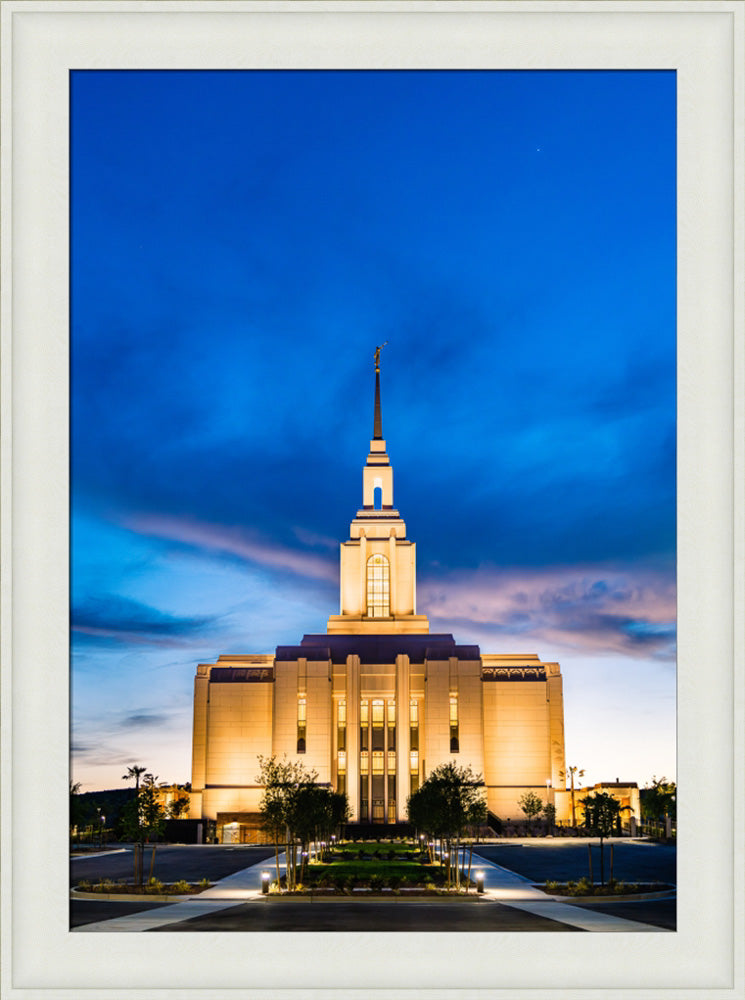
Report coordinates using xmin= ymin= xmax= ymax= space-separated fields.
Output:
xmin=373 ymin=342 xmax=387 ymax=440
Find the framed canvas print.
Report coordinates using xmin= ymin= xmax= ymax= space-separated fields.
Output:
xmin=2 ymin=2 xmax=742 ymax=997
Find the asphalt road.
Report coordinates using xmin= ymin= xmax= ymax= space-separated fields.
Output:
xmin=70 ymin=844 xmax=276 ymax=888
xmin=564 ymin=897 xmax=676 ymax=930
xmin=473 ymin=841 xmax=676 ymax=886
xmin=71 ymin=898 xmax=173 ymax=927
xmin=149 ymin=898 xmax=580 ymax=932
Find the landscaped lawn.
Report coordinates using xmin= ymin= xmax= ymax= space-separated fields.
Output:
xmin=274 ymin=841 xmax=478 ymax=892
xmin=303 ymin=860 xmax=437 ymax=884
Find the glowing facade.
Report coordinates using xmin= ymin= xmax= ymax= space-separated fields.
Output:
xmin=190 ymin=356 xmax=567 ymax=842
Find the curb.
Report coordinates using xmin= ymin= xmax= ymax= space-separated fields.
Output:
xmin=70 ymin=848 xmax=127 ymax=860
xmin=534 ymin=889 xmax=676 ymax=904
xmin=71 ymin=888 xmax=212 ymax=903
xmin=263 ymin=894 xmax=487 ymax=903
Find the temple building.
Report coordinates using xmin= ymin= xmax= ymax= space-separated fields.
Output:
xmin=190 ymin=351 xmax=567 ymax=843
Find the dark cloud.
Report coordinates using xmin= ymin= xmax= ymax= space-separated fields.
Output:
xmin=117 ymin=712 xmax=170 ymax=729
xmin=71 ymin=594 xmax=220 ymax=647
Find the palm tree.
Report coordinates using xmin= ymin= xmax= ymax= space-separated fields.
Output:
xmin=122 ymin=765 xmax=147 ymax=883
xmin=122 ymin=764 xmax=147 ymax=793
xmin=559 ymin=766 xmax=585 ymax=828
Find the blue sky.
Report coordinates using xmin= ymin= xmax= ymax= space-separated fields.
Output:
xmin=71 ymin=69 xmax=676 ymax=794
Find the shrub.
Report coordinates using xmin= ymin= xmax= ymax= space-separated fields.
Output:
xmin=370 ymin=875 xmax=384 ymax=891
xmin=198 ymin=877 xmax=210 ymax=888
xmin=613 ymin=881 xmax=627 ymax=894
xmin=388 ymin=875 xmax=402 ymax=891
xmin=77 ymin=880 xmax=91 ymax=891
xmin=574 ymin=877 xmax=593 ymax=896
xmin=172 ymin=879 xmax=191 ymax=893
xmin=144 ymin=878 xmax=164 ymax=894
xmin=545 ymin=880 xmax=560 ymax=892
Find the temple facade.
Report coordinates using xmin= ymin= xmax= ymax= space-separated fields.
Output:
xmin=190 ymin=353 xmax=567 ymax=842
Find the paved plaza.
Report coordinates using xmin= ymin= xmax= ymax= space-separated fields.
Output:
xmin=70 ymin=839 xmax=675 ymax=932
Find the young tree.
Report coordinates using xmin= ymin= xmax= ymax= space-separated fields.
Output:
xmin=542 ymin=801 xmax=557 ymax=832
xmin=407 ymin=762 xmax=486 ymax=891
xmin=517 ymin=790 xmax=544 ymax=832
xmin=580 ymin=791 xmax=628 ymax=885
xmin=139 ymin=774 xmax=166 ymax=881
xmin=641 ymin=777 xmax=676 ymax=823
xmin=168 ymin=793 xmax=190 ymax=819
xmin=255 ymin=755 xmax=344 ymax=891
xmin=119 ymin=766 xmax=164 ymax=884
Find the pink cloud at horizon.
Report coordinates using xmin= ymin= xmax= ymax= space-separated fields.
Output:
xmin=419 ymin=564 xmax=676 ymax=660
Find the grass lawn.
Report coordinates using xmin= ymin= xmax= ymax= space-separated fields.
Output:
xmin=333 ymin=841 xmax=424 ymax=857
xmin=304 ymin=860 xmax=436 ymax=883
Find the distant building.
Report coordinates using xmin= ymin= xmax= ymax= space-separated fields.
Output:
xmin=190 ymin=356 xmax=568 ymax=843
xmin=556 ymin=781 xmax=641 ymax=830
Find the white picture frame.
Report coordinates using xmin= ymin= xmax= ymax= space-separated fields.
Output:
xmin=1 ymin=2 xmax=743 ymax=997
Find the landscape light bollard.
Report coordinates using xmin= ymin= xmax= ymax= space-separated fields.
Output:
xmin=261 ymin=872 xmax=270 ymax=895
xmin=476 ymin=871 xmax=484 ymax=894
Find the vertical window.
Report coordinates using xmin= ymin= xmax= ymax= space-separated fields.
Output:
xmin=366 ymin=554 xmax=390 ymax=618
xmin=360 ymin=750 xmax=369 ymax=775
xmin=449 ymin=694 xmax=459 ymax=753
xmin=337 ymin=699 xmax=346 ymax=751
xmin=297 ymin=696 xmax=306 ymax=753
xmin=360 ymin=698 xmax=369 ymax=751
xmin=372 ymin=699 xmax=384 ymax=727
xmin=372 ymin=751 xmax=384 ymax=775
xmin=410 ymin=698 xmax=419 ymax=751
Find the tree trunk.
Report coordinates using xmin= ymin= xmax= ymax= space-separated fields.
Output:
xmin=149 ymin=843 xmax=157 ymax=882
xmin=599 ymin=836 xmax=604 ymax=886
xmin=466 ymin=841 xmax=474 ymax=893
xmin=587 ymin=842 xmax=593 ymax=883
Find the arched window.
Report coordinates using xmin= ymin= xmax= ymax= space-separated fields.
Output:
xmin=366 ymin=554 xmax=390 ymax=618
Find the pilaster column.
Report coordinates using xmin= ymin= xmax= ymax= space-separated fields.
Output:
xmin=388 ymin=532 xmax=397 ymax=616
xmin=346 ymin=655 xmax=360 ymax=821
xmin=359 ymin=533 xmax=367 ymax=617
xmin=395 ymin=654 xmax=410 ymax=822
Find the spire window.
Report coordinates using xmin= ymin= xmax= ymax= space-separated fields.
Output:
xmin=366 ymin=554 xmax=390 ymax=618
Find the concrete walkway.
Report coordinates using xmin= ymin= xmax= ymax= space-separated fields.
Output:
xmin=74 ymin=854 xmax=273 ymax=932
xmin=470 ymin=851 xmax=665 ymax=931
xmin=74 ymin=849 xmax=667 ymax=933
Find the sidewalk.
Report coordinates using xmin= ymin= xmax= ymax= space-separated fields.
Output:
xmin=470 ymin=851 xmax=665 ymax=931
xmin=74 ymin=855 xmax=273 ymax=932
